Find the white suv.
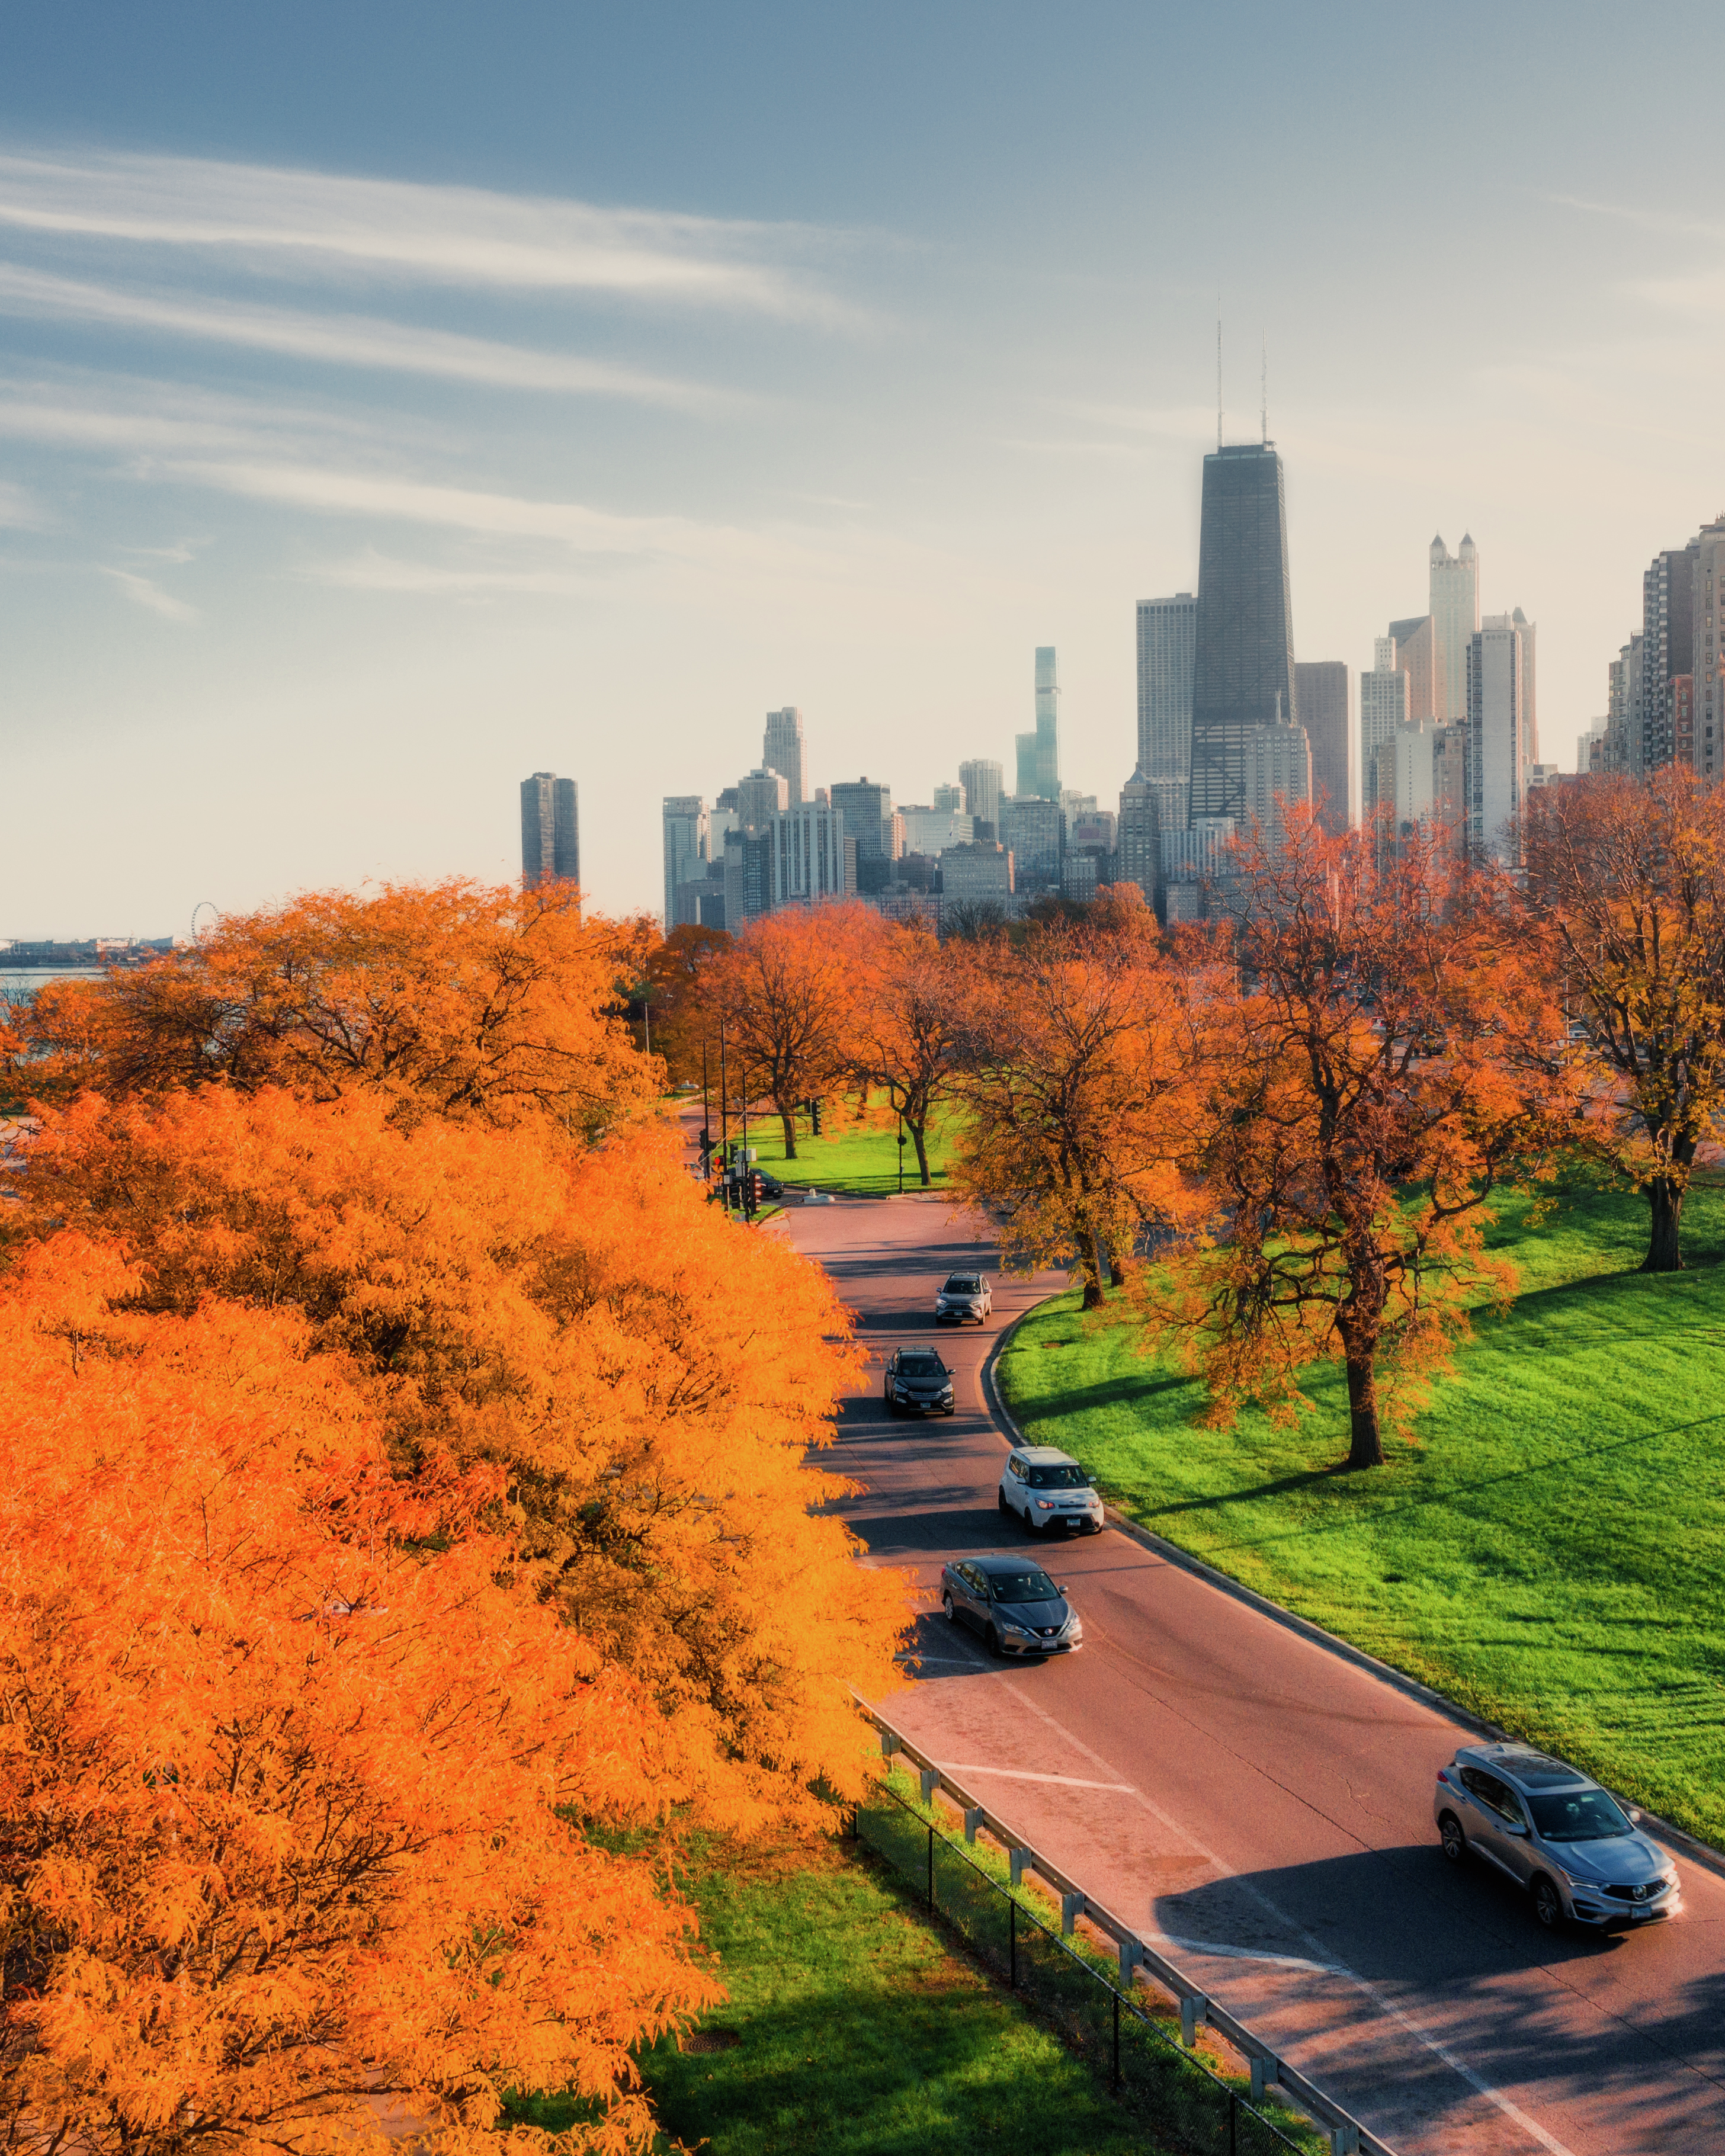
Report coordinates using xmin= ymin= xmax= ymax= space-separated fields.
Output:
xmin=999 ymin=1446 xmax=1104 ymax=1535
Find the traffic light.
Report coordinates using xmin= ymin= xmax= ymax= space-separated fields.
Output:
xmin=746 ymin=1171 xmax=764 ymax=1216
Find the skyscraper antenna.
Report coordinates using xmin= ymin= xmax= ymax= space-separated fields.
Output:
xmin=1216 ymin=305 xmax=1223 ymax=451
xmin=1261 ymin=330 xmax=1268 ymax=445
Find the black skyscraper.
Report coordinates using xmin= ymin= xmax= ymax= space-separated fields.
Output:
xmin=521 ymin=771 xmax=580 ymax=887
xmin=1189 ymin=443 xmax=1297 ymax=821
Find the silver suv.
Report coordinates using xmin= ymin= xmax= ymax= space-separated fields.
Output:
xmin=1434 ymin=1743 xmax=1681 ymax=1932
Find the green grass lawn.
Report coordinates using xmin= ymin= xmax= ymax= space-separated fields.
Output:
xmin=511 ymin=1834 xmax=1155 ymax=2155
xmin=999 ymin=1179 xmax=1725 ymax=1849
xmin=749 ymin=1105 xmax=961 ymax=1196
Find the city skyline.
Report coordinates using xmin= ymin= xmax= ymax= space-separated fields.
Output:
xmin=3 ymin=7 xmax=1723 ymax=933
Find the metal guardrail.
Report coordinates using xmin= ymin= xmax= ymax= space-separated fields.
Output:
xmin=864 ymin=1704 xmax=1398 ymax=2156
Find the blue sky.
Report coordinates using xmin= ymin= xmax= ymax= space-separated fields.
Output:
xmin=3 ymin=2 xmax=1722 ymax=933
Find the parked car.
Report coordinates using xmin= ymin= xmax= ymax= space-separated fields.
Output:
xmin=940 ymin=1552 xmax=1082 ymax=1656
xmin=998 ymin=1446 xmax=1104 ymax=1534
xmin=1434 ymin=1743 xmax=1681 ymax=1931
xmin=883 ymin=1347 xmax=956 ymax=1417
xmin=935 ymin=1272 xmax=992 ymax=1323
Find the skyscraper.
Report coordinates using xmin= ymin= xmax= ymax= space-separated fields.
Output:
xmin=999 ymin=795 xmax=1064 ymax=890
xmin=1014 ymin=647 xmax=1062 ymax=802
xmin=520 ymin=772 xmax=579 ymax=888
xmin=1639 ymin=547 xmax=1697 ymax=776
xmin=735 ymin=766 xmax=789 ymax=831
xmin=1294 ymin=659 xmax=1354 ymax=833
xmin=1116 ymin=768 xmax=1162 ymax=907
xmin=958 ymin=758 xmax=1003 ymax=838
xmin=1136 ymin=594 xmax=1198 ymax=814
xmin=1241 ymin=724 xmax=1312 ymax=845
xmin=1190 ymin=444 xmax=1298 ymax=821
xmin=767 ymin=804 xmax=855 ymax=909
xmin=1429 ymin=535 xmax=1479 ymax=723
xmin=1467 ymin=614 xmax=1530 ymax=864
xmin=1360 ymin=636 xmax=1411 ymax=774
xmin=828 ymin=778 xmax=898 ymax=888
xmin=1697 ymin=518 xmax=1725 ymax=785
xmin=1387 ymin=615 xmax=1441 ymax=723
xmin=661 ymin=794 xmax=708 ymax=927
xmin=762 ymin=707 xmax=807 ymax=804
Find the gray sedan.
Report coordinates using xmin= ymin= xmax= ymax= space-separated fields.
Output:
xmin=940 ymin=1552 xmax=1083 ymax=1656
xmin=1434 ymin=1743 xmax=1681 ymax=1931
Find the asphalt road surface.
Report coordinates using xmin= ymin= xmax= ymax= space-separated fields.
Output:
xmin=782 ymin=1191 xmax=1725 ymax=2156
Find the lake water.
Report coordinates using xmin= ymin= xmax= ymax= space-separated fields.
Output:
xmin=0 ymin=967 xmax=103 ymax=1003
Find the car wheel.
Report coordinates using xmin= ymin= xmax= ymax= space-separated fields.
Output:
xmin=1438 ymin=1812 xmax=1466 ymax=1865
xmin=942 ymin=1591 xmax=957 ymax=1623
xmin=985 ymin=1622 xmax=1001 ymax=1657
xmin=998 ymin=1488 xmax=1011 ymax=1514
xmin=1532 ymin=1876 xmax=1564 ymax=1930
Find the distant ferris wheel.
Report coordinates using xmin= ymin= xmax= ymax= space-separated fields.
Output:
xmin=190 ymin=901 xmax=220 ymax=943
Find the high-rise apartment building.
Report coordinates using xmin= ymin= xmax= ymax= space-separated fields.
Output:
xmin=829 ymin=778 xmax=898 ymax=885
xmin=1294 ymin=659 xmax=1354 ymax=833
xmin=1429 ymin=535 xmax=1479 ymax=723
xmin=1137 ymin=594 xmax=1198 ymax=816
xmin=1370 ymin=720 xmax=1438 ymax=849
xmin=1698 ymin=518 xmax=1725 ymax=784
xmin=520 ymin=772 xmax=579 ymax=889
xmin=999 ymin=795 xmax=1065 ymax=891
xmin=762 ymin=707 xmax=807 ymax=804
xmin=1467 ymin=615 xmax=1530 ymax=864
xmin=1241 ymin=724 xmax=1312 ymax=843
xmin=1388 ymin=614 xmax=1441 ymax=723
xmin=899 ymin=806 xmax=975 ymax=855
xmin=932 ymin=782 xmax=964 ymax=814
xmin=661 ymin=795 xmax=708 ymax=928
xmin=958 ymin=758 xmax=1003 ymax=838
xmin=1013 ymin=648 xmax=1063 ymax=801
xmin=940 ymin=842 xmax=1014 ymax=920
xmin=1361 ymin=636 xmax=1412 ymax=778
xmin=1513 ymin=607 xmax=1538 ymax=771
xmin=1632 ymin=544 xmax=1700 ymax=777
xmin=1191 ymin=444 xmax=1298 ymax=820
xmin=767 ymin=804 xmax=855 ymax=909
xmin=735 ymin=766 xmax=789 ymax=832
xmin=1116 ymin=768 xmax=1162 ymax=907
xmin=722 ymin=829 xmax=772 ymax=929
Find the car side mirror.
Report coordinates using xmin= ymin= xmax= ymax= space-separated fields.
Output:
xmin=1504 ymin=1820 xmax=1528 ymax=1837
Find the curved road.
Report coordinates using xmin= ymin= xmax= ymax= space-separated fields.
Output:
xmin=783 ymin=1191 xmax=1725 ymax=2156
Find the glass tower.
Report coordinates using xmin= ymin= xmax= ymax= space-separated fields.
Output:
xmin=1189 ymin=445 xmax=1298 ymax=822
xmin=1014 ymin=647 xmax=1062 ymax=802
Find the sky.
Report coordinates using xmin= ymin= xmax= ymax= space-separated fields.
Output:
xmin=2 ymin=1 xmax=1723 ymax=936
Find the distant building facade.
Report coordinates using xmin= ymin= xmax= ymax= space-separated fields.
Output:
xmin=1360 ymin=637 xmax=1412 ymax=798
xmin=1388 ymin=614 xmax=1441 ymax=723
xmin=1014 ymin=647 xmax=1062 ymax=801
xmin=662 ymin=794 xmax=708 ymax=928
xmin=1467 ymin=614 xmax=1531 ymax=864
xmin=1116 ymin=768 xmax=1163 ymax=908
xmin=999 ymin=795 xmax=1065 ymax=891
xmin=900 ymin=805 xmax=974 ymax=855
xmin=1137 ymin=593 xmax=1198 ymax=816
xmin=762 ymin=707 xmax=807 ymax=804
xmin=1429 ymin=534 xmax=1479 ymax=724
xmin=939 ymin=842 xmax=1014 ymax=923
xmin=1294 ymin=659 xmax=1354 ymax=832
xmin=1241 ymin=723 xmax=1313 ymax=844
xmin=768 ymin=804 xmax=856 ymax=909
xmin=958 ymin=758 xmax=1004 ymax=838
xmin=735 ymin=766 xmax=789 ymax=831
xmin=521 ymin=772 xmax=579 ymax=889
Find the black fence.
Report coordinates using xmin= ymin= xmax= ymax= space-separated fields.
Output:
xmin=857 ymin=1774 xmax=1318 ymax=2156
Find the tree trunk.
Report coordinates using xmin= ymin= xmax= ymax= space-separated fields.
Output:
xmin=777 ymin=1096 xmax=798 ymax=1160
xmin=1107 ymin=1239 xmax=1127 ymax=1289
xmin=1079 ymin=1227 xmax=1107 ymax=1310
xmin=1344 ymin=1352 xmax=1386 ymax=1470
xmin=1643 ymin=1176 xmax=1684 ymax=1273
xmin=908 ymin=1117 xmax=931 ymax=1187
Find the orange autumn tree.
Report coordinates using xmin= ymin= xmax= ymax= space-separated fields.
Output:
xmin=20 ymin=878 xmax=653 ymax=1135
xmin=846 ymin=925 xmax=963 ymax=1186
xmin=1146 ymin=810 xmax=1576 ymax=1470
xmin=0 ymin=1239 xmax=713 ymax=2156
xmin=2 ymin=1082 xmax=903 ymax=1837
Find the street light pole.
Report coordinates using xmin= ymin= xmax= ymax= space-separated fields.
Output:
xmin=719 ymin=1024 xmax=730 ymax=1217
xmin=897 ymin=1111 xmax=905 ymax=1195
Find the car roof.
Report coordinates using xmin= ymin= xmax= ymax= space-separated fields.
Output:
xmin=1456 ymin=1743 xmax=1593 ymax=1792
xmin=1011 ymin=1445 xmax=1079 ymax=1465
xmin=964 ymin=1552 xmax=1061 ymax=1576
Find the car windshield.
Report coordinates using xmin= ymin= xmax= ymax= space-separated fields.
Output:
xmin=900 ymin=1355 xmax=947 ymax=1379
xmin=1526 ymin=1788 xmax=1634 ymax=1841
xmin=943 ymin=1276 xmax=980 ymax=1293
xmin=990 ymin=1570 xmax=1059 ymax=1604
xmin=1028 ymin=1464 xmax=1088 ymax=1489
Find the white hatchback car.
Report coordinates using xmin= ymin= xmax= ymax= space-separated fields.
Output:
xmin=998 ymin=1445 xmax=1104 ymax=1535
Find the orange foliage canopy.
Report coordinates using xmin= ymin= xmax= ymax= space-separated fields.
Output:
xmin=17 ymin=880 xmax=652 ymax=1136
xmin=0 ymin=1240 xmax=715 ymax=2156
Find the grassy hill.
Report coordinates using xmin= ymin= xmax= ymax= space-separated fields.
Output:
xmin=998 ymin=1180 xmax=1725 ymax=1849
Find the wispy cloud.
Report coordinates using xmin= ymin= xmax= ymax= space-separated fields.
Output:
xmin=0 ymin=263 xmax=735 ymax=406
xmin=307 ymin=549 xmax=598 ymax=596
xmin=0 ymin=151 xmax=854 ymax=319
xmin=0 ymin=479 xmax=47 ymax=528
xmin=102 ymin=566 xmax=197 ymax=621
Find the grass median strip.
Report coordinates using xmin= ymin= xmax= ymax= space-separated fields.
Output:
xmin=999 ymin=1179 xmax=1725 ymax=1849
xmin=511 ymin=1824 xmax=1159 ymax=2155
xmin=750 ymin=1106 xmax=960 ymax=1196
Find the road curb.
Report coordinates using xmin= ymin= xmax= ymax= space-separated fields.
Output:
xmin=979 ymin=1289 xmax=1725 ymax=1890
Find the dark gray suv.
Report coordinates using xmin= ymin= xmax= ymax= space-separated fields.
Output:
xmin=883 ymin=1348 xmax=956 ymax=1417
xmin=1434 ymin=1743 xmax=1681 ymax=1931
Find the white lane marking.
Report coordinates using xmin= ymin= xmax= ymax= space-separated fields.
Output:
xmin=1152 ymin=1932 xmax=1341 ymax=1975
xmin=934 ymin=1762 xmax=1137 ymax=1792
xmin=989 ymin=1674 xmax=1583 ymax=2156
